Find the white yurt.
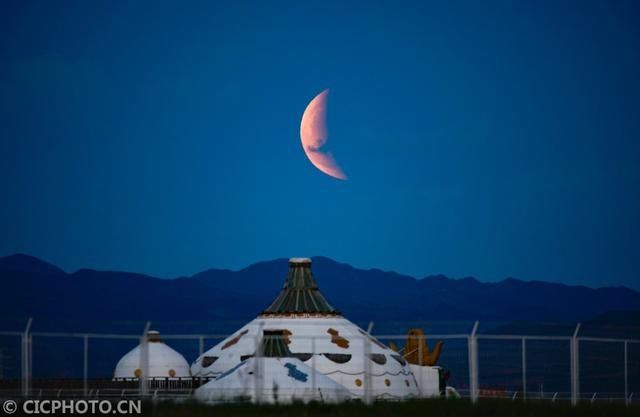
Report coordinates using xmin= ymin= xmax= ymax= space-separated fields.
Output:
xmin=114 ymin=330 xmax=191 ymax=380
xmin=195 ymin=330 xmax=352 ymax=404
xmin=192 ymin=258 xmax=421 ymax=400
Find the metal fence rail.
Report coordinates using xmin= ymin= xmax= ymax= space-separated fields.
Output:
xmin=0 ymin=319 xmax=637 ymax=406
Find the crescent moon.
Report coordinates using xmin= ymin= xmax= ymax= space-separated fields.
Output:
xmin=300 ymin=89 xmax=347 ymax=180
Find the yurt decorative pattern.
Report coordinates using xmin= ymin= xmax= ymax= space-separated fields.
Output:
xmin=195 ymin=329 xmax=352 ymax=403
xmin=192 ymin=258 xmax=420 ymax=399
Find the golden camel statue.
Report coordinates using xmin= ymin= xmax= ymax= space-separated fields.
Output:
xmin=389 ymin=328 xmax=443 ymax=366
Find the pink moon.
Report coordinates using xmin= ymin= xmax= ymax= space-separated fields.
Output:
xmin=300 ymin=89 xmax=347 ymax=180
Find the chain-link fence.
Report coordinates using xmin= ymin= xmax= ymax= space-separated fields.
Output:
xmin=0 ymin=319 xmax=637 ymax=405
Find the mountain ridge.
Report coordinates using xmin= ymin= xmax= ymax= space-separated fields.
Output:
xmin=1 ymin=253 xmax=639 ymax=326
xmin=2 ymin=253 xmax=635 ymax=293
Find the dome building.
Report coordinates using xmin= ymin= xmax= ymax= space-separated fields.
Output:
xmin=114 ymin=330 xmax=191 ymax=384
xmin=191 ymin=258 xmax=421 ymax=400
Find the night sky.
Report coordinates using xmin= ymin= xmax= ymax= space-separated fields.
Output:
xmin=1 ymin=1 xmax=639 ymax=289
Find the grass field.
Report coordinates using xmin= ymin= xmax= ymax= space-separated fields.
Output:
xmin=147 ymin=399 xmax=638 ymax=417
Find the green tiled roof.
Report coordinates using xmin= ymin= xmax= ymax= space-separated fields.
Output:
xmin=261 ymin=258 xmax=340 ymax=316
xmin=261 ymin=330 xmax=293 ymax=357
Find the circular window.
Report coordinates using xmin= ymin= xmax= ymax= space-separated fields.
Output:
xmin=355 ymin=379 xmax=362 ymax=387
xmin=168 ymin=369 xmax=176 ymax=377
xmin=324 ymin=353 xmax=352 ymax=364
xmin=134 ymin=368 xmax=142 ymax=378
xmin=385 ymin=378 xmax=391 ymax=386
xmin=202 ymin=356 xmax=218 ymax=368
xmin=391 ymin=354 xmax=407 ymax=366
xmin=368 ymin=353 xmax=387 ymax=365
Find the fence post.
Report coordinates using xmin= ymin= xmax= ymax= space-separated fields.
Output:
xmin=624 ymin=340 xmax=628 ymax=406
xmin=468 ymin=321 xmax=479 ymax=403
xmin=139 ymin=321 xmax=151 ymax=397
xmin=22 ymin=317 xmax=33 ymax=398
xmin=521 ymin=337 xmax=527 ymax=401
xmin=83 ymin=335 xmax=89 ymax=396
xmin=364 ymin=328 xmax=373 ymax=405
xmin=254 ymin=325 xmax=264 ymax=404
xmin=570 ymin=323 xmax=581 ymax=406
xmin=311 ymin=336 xmax=316 ymax=400
xmin=418 ymin=328 xmax=423 ymax=393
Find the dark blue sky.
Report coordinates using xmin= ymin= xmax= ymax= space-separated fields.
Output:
xmin=1 ymin=1 xmax=639 ymax=289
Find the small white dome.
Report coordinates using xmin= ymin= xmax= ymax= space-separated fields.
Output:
xmin=113 ymin=331 xmax=190 ymax=379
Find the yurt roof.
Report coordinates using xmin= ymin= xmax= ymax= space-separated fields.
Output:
xmin=191 ymin=259 xmax=421 ymax=399
xmin=261 ymin=258 xmax=339 ymax=316
xmin=113 ymin=330 xmax=191 ymax=379
xmin=261 ymin=329 xmax=294 ymax=357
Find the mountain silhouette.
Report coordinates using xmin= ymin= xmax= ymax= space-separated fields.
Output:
xmin=1 ymin=254 xmax=639 ymax=327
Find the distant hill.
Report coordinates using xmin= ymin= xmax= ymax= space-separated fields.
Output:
xmin=1 ymin=254 xmax=640 ymax=329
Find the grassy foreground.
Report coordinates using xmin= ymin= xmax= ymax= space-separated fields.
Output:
xmin=148 ymin=399 xmax=637 ymax=417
